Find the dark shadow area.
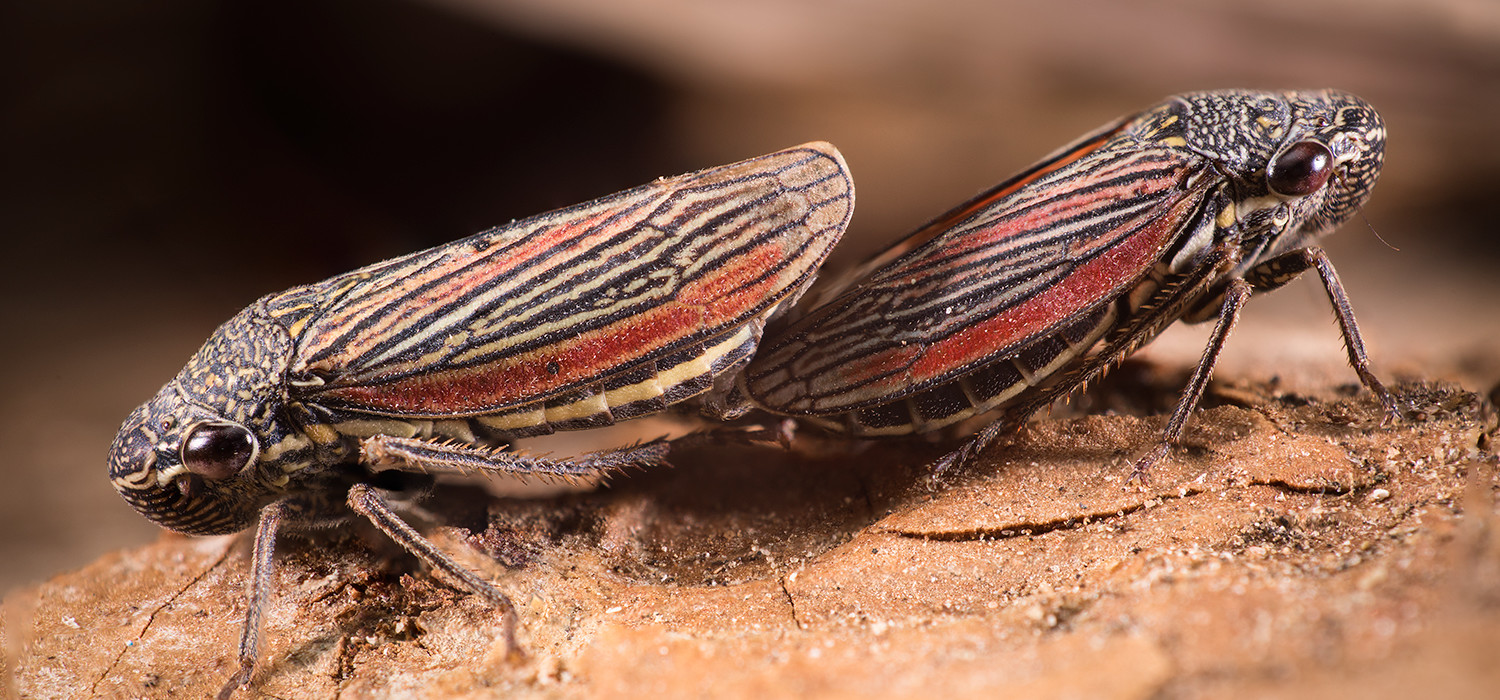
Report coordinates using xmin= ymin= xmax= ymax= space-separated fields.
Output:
xmin=0 ymin=0 xmax=684 ymax=591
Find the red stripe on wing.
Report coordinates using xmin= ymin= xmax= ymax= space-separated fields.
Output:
xmin=301 ymin=206 xmax=643 ymax=374
xmin=824 ymin=192 xmax=1193 ymax=407
xmin=906 ymin=192 xmax=1195 ymax=381
xmin=317 ymin=244 xmax=786 ymax=415
xmin=750 ymin=149 xmax=1209 ymax=414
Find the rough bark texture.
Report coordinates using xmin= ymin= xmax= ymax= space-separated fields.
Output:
xmin=7 ymin=380 xmax=1496 ymax=699
xmin=4 ymin=0 xmax=1498 ymax=698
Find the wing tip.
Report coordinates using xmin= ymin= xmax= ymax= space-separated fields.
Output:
xmin=780 ymin=141 xmax=855 ymax=231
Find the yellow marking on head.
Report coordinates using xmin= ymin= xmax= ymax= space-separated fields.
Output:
xmin=267 ymin=301 xmax=315 ymax=319
xmin=260 ymin=432 xmax=311 ymax=462
xmin=156 ymin=463 xmax=188 ymax=488
xmin=285 ymin=316 xmax=311 ymax=338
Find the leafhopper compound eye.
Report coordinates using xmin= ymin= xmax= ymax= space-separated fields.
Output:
xmin=1268 ymin=140 xmax=1334 ymax=198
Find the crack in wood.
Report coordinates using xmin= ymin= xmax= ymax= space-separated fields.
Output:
xmin=776 ymin=573 xmax=803 ymax=630
xmin=883 ymin=477 xmax=1355 ymax=542
xmin=90 ymin=540 xmax=235 ymax=695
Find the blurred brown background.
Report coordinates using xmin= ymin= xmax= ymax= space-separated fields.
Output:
xmin=2 ymin=0 xmax=1497 ymax=593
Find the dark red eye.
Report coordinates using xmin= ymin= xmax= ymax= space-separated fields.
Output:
xmin=182 ymin=423 xmax=255 ymax=480
xmin=1267 ymin=141 xmax=1334 ymax=197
